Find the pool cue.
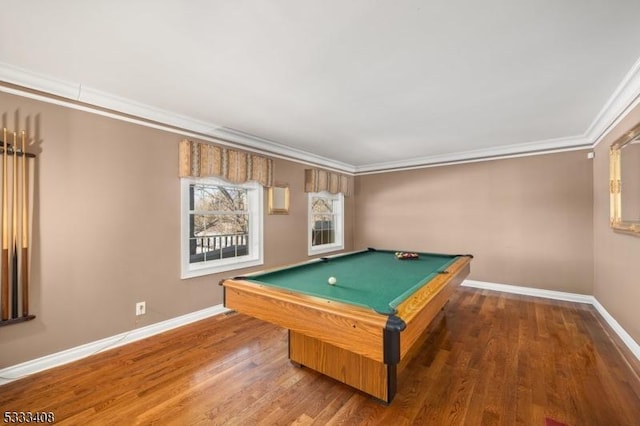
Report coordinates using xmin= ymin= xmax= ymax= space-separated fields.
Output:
xmin=1 ymin=129 xmax=7 ymax=321
xmin=11 ymin=131 xmax=18 ymax=319
xmin=21 ymin=131 xmax=29 ymax=316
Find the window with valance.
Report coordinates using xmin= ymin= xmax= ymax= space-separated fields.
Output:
xmin=304 ymin=168 xmax=351 ymax=196
xmin=179 ymin=139 xmax=273 ymax=187
xmin=178 ymin=139 xmax=272 ymax=277
xmin=304 ymin=168 xmax=350 ymax=255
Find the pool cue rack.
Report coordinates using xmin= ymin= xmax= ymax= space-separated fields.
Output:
xmin=0 ymin=128 xmax=36 ymax=327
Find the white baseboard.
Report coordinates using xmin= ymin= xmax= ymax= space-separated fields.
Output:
xmin=0 ymin=304 xmax=230 ymax=386
xmin=462 ymin=280 xmax=640 ymax=361
xmin=591 ymin=298 xmax=640 ymax=361
xmin=462 ymin=280 xmax=595 ymax=304
xmin=2 ymin=281 xmax=639 ymax=386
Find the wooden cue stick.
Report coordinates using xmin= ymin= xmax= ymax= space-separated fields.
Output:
xmin=1 ymin=128 xmax=7 ymax=321
xmin=11 ymin=132 xmax=18 ymax=318
xmin=21 ymin=131 xmax=29 ymax=316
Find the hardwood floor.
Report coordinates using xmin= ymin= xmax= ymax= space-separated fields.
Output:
xmin=1 ymin=287 xmax=639 ymax=425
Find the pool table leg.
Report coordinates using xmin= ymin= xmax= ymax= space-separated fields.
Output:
xmin=288 ymin=330 xmax=394 ymax=403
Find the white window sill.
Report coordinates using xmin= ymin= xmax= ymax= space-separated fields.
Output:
xmin=308 ymin=244 xmax=344 ymax=257
xmin=181 ymin=257 xmax=263 ymax=279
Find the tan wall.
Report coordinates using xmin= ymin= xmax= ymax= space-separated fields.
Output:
xmin=354 ymin=151 xmax=594 ymax=294
xmin=593 ymin=103 xmax=640 ymax=344
xmin=0 ymin=91 xmax=354 ymax=367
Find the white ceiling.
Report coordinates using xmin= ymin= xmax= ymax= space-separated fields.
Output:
xmin=2 ymin=1 xmax=640 ymax=173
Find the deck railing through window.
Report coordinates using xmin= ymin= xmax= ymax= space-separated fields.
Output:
xmin=190 ymin=233 xmax=249 ymax=262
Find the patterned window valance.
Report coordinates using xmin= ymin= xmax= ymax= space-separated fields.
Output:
xmin=179 ymin=139 xmax=273 ymax=187
xmin=304 ymin=168 xmax=351 ymax=196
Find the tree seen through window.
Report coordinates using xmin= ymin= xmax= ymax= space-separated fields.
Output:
xmin=189 ymin=184 xmax=249 ymax=262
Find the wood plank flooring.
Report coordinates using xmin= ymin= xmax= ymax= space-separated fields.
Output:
xmin=1 ymin=287 xmax=639 ymax=425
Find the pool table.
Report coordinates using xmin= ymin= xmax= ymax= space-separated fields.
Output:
xmin=220 ymin=248 xmax=472 ymax=403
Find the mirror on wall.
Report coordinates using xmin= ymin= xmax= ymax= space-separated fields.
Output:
xmin=268 ymin=185 xmax=290 ymax=215
xmin=610 ymin=121 xmax=640 ymax=236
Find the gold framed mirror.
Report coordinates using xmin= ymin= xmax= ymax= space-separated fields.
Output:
xmin=268 ymin=184 xmax=290 ymax=215
xmin=610 ymin=121 xmax=640 ymax=236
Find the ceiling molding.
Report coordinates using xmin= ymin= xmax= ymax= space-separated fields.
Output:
xmin=210 ymin=127 xmax=355 ymax=174
xmin=354 ymin=135 xmax=593 ymax=174
xmin=0 ymin=82 xmax=358 ymax=177
xmin=585 ymin=56 xmax=640 ymax=147
xmin=77 ymin=85 xmax=217 ymax=135
xmin=2 ymin=58 xmax=640 ymax=176
xmin=0 ymin=62 xmax=80 ymax=100
xmin=0 ymin=62 xmax=355 ymax=173
xmin=356 ymin=58 xmax=640 ymax=174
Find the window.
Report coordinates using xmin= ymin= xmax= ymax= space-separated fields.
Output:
xmin=308 ymin=192 xmax=344 ymax=255
xmin=181 ymin=177 xmax=263 ymax=278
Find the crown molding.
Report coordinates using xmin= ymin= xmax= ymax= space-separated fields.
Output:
xmin=585 ymin=56 xmax=640 ymax=147
xmin=0 ymin=62 xmax=80 ymax=100
xmin=354 ymin=59 xmax=640 ymax=174
xmin=77 ymin=85 xmax=218 ymax=135
xmin=0 ymin=62 xmax=356 ymax=174
xmin=210 ymin=127 xmax=355 ymax=174
xmin=2 ymin=58 xmax=640 ymax=175
xmin=355 ymin=135 xmax=592 ymax=174
xmin=354 ymin=56 xmax=640 ymax=174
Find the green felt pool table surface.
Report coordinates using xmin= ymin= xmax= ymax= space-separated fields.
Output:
xmin=246 ymin=249 xmax=461 ymax=314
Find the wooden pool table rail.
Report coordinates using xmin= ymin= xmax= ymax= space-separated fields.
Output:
xmin=222 ymin=277 xmax=390 ymax=362
xmin=396 ymin=256 xmax=471 ymax=360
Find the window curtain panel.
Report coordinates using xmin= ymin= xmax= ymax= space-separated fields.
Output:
xmin=179 ymin=139 xmax=273 ymax=187
xmin=304 ymin=168 xmax=351 ymax=196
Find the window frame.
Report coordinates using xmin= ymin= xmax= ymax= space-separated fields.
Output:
xmin=307 ymin=191 xmax=344 ymax=256
xmin=181 ymin=177 xmax=263 ymax=279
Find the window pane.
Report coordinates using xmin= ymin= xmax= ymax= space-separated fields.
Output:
xmin=183 ymin=178 xmax=264 ymax=278
xmin=307 ymin=192 xmax=343 ymax=255
xmin=191 ymin=184 xmax=249 ymax=213
xmin=190 ymin=217 xmax=250 ymax=262
xmin=189 ymin=184 xmax=196 ymax=210
xmin=228 ymin=188 xmax=246 ymax=211
xmin=191 ymin=214 xmax=217 ymax=238
xmin=311 ymin=196 xmax=336 ymax=246
xmin=188 ymin=184 xmax=250 ymax=264
xmin=194 ymin=184 xmax=214 ymax=211
xmin=312 ymin=197 xmax=333 ymax=213
xmin=312 ymin=213 xmax=335 ymax=246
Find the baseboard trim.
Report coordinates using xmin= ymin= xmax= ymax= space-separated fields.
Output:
xmin=0 ymin=304 xmax=230 ymax=386
xmin=462 ymin=280 xmax=595 ymax=304
xmin=591 ymin=298 xmax=640 ymax=361
xmin=462 ymin=280 xmax=640 ymax=361
xmin=3 ymin=281 xmax=639 ymax=385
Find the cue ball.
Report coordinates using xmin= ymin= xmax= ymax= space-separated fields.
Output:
xmin=328 ymin=276 xmax=337 ymax=285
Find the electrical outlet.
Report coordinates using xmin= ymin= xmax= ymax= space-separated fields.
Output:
xmin=136 ymin=301 xmax=146 ymax=316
